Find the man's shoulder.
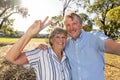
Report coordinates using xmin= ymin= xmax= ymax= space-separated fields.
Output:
xmin=90 ymin=30 xmax=108 ymax=40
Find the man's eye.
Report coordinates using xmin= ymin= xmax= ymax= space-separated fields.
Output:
xmin=55 ymin=36 xmax=60 ymax=38
xmin=73 ymin=23 xmax=77 ymax=25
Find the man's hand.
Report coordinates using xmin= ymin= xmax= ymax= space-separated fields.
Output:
xmin=37 ymin=44 xmax=48 ymax=50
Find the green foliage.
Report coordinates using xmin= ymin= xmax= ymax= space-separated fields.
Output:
xmin=50 ymin=0 xmax=120 ymax=39
xmin=0 ymin=0 xmax=28 ymax=30
xmin=87 ymin=0 xmax=120 ymax=39
xmin=79 ymin=13 xmax=93 ymax=30
xmin=83 ymin=25 xmax=92 ymax=32
xmin=47 ymin=13 xmax=93 ymax=33
xmin=105 ymin=6 xmax=120 ymax=39
xmin=106 ymin=6 xmax=120 ymax=24
xmin=59 ymin=0 xmax=90 ymax=16
xmin=1 ymin=25 xmax=19 ymax=36
xmin=47 ymin=15 xmax=63 ymax=33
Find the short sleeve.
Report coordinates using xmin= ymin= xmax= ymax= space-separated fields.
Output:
xmin=25 ymin=48 xmax=42 ymax=64
xmin=90 ymin=30 xmax=108 ymax=40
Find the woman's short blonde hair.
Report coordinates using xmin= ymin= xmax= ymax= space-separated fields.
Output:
xmin=49 ymin=28 xmax=67 ymax=46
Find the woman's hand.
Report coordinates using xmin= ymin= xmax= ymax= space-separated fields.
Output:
xmin=25 ymin=16 xmax=52 ymax=38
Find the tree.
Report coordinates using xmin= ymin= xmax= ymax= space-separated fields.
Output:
xmin=79 ymin=13 xmax=93 ymax=31
xmin=59 ymin=0 xmax=90 ymax=17
xmin=0 ymin=0 xmax=28 ymax=30
xmin=47 ymin=0 xmax=92 ymax=33
xmin=106 ymin=6 xmax=120 ymax=39
xmin=106 ymin=6 xmax=120 ymax=24
xmin=87 ymin=0 xmax=120 ymax=39
xmin=47 ymin=15 xmax=63 ymax=33
xmin=48 ymin=13 xmax=93 ymax=33
xmin=60 ymin=0 xmax=120 ymax=39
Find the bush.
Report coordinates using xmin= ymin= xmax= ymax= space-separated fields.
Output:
xmin=0 ymin=58 xmax=36 ymax=80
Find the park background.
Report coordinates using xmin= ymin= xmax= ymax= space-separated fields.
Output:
xmin=0 ymin=0 xmax=120 ymax=80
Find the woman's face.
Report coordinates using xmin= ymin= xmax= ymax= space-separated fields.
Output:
xmin=51 ymin=33 xmax=67 ymax=50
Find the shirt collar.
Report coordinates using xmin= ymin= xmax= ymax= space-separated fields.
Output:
xmin=48 ymin=48 xmax=67 ymax=63
xmin=69 ymin=29 xmax=86 ymax=42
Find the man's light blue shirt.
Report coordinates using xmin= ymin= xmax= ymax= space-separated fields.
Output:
xmin=65 ymin=30 xmax=108 ymax=80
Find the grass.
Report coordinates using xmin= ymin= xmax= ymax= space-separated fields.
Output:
xmin=0 ymin=37 xmax=120 ymax=80
xmin=0 ymin=37 xmax=119 ymax=43
xmin=0 ymin=37 xmax=48 ymax=43
xmin=0 ymin=37 xmax=19 ymax=43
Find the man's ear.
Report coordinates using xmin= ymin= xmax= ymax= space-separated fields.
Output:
xmin=63 ymin=26 xmax=66 ymax=30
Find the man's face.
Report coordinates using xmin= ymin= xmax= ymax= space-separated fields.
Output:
xmin=64 ymin=16 xmax=82 ymax=40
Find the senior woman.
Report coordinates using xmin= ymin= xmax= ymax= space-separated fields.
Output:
xmin=5 ymin=17 xmax=71 ymax=80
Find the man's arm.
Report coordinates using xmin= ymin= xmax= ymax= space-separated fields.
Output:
xmin=37 ymin=44 xmax=49 ymax=50
xmin=105 ymin=39 xmax=120 ymax=55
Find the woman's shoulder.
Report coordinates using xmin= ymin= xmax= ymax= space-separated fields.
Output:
xmin=25 ymin=48 xmax=49 ymax=56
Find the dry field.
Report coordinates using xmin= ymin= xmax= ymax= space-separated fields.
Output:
xmin=0 ymin=42 xmax=120 ymax=80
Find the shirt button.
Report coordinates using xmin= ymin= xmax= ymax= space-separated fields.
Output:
xmin=76 ymin=43 xmax=78 ymax=46
xmin=79 ymin=77 xmax=82 ymax=80
xmin=78 ymin=67 xmax=81 ymax=70
xmin=78 ymin=60 xmax=80 ymax=63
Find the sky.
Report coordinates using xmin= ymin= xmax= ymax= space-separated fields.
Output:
xmin=12 ymin=0 xmax=62 ymax=34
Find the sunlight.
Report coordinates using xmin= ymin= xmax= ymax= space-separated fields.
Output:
xmin=21 ymin=0 xmax=63 ymax=19
xmin=13 ymin=0 xmax=62 ymax=34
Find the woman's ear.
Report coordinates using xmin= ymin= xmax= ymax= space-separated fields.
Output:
xmin=50 ymin=38 xmax=53 ymax=46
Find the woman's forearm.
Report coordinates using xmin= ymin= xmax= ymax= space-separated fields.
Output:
xmin=5 ymin=33 xmax=31 ymax=62
xmin=5 ymin=18 xmax=51 ymax=63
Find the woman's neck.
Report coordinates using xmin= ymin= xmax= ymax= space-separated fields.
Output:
xmin=52 ymin=47 xmax=63 ymax=61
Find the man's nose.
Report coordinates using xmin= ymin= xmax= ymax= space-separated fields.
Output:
xmin=70 ymin=25 xmax=74 ymax=30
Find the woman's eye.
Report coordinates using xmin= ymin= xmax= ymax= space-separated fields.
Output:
xmin=62 ymin=37 xmax=66 ymax=39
